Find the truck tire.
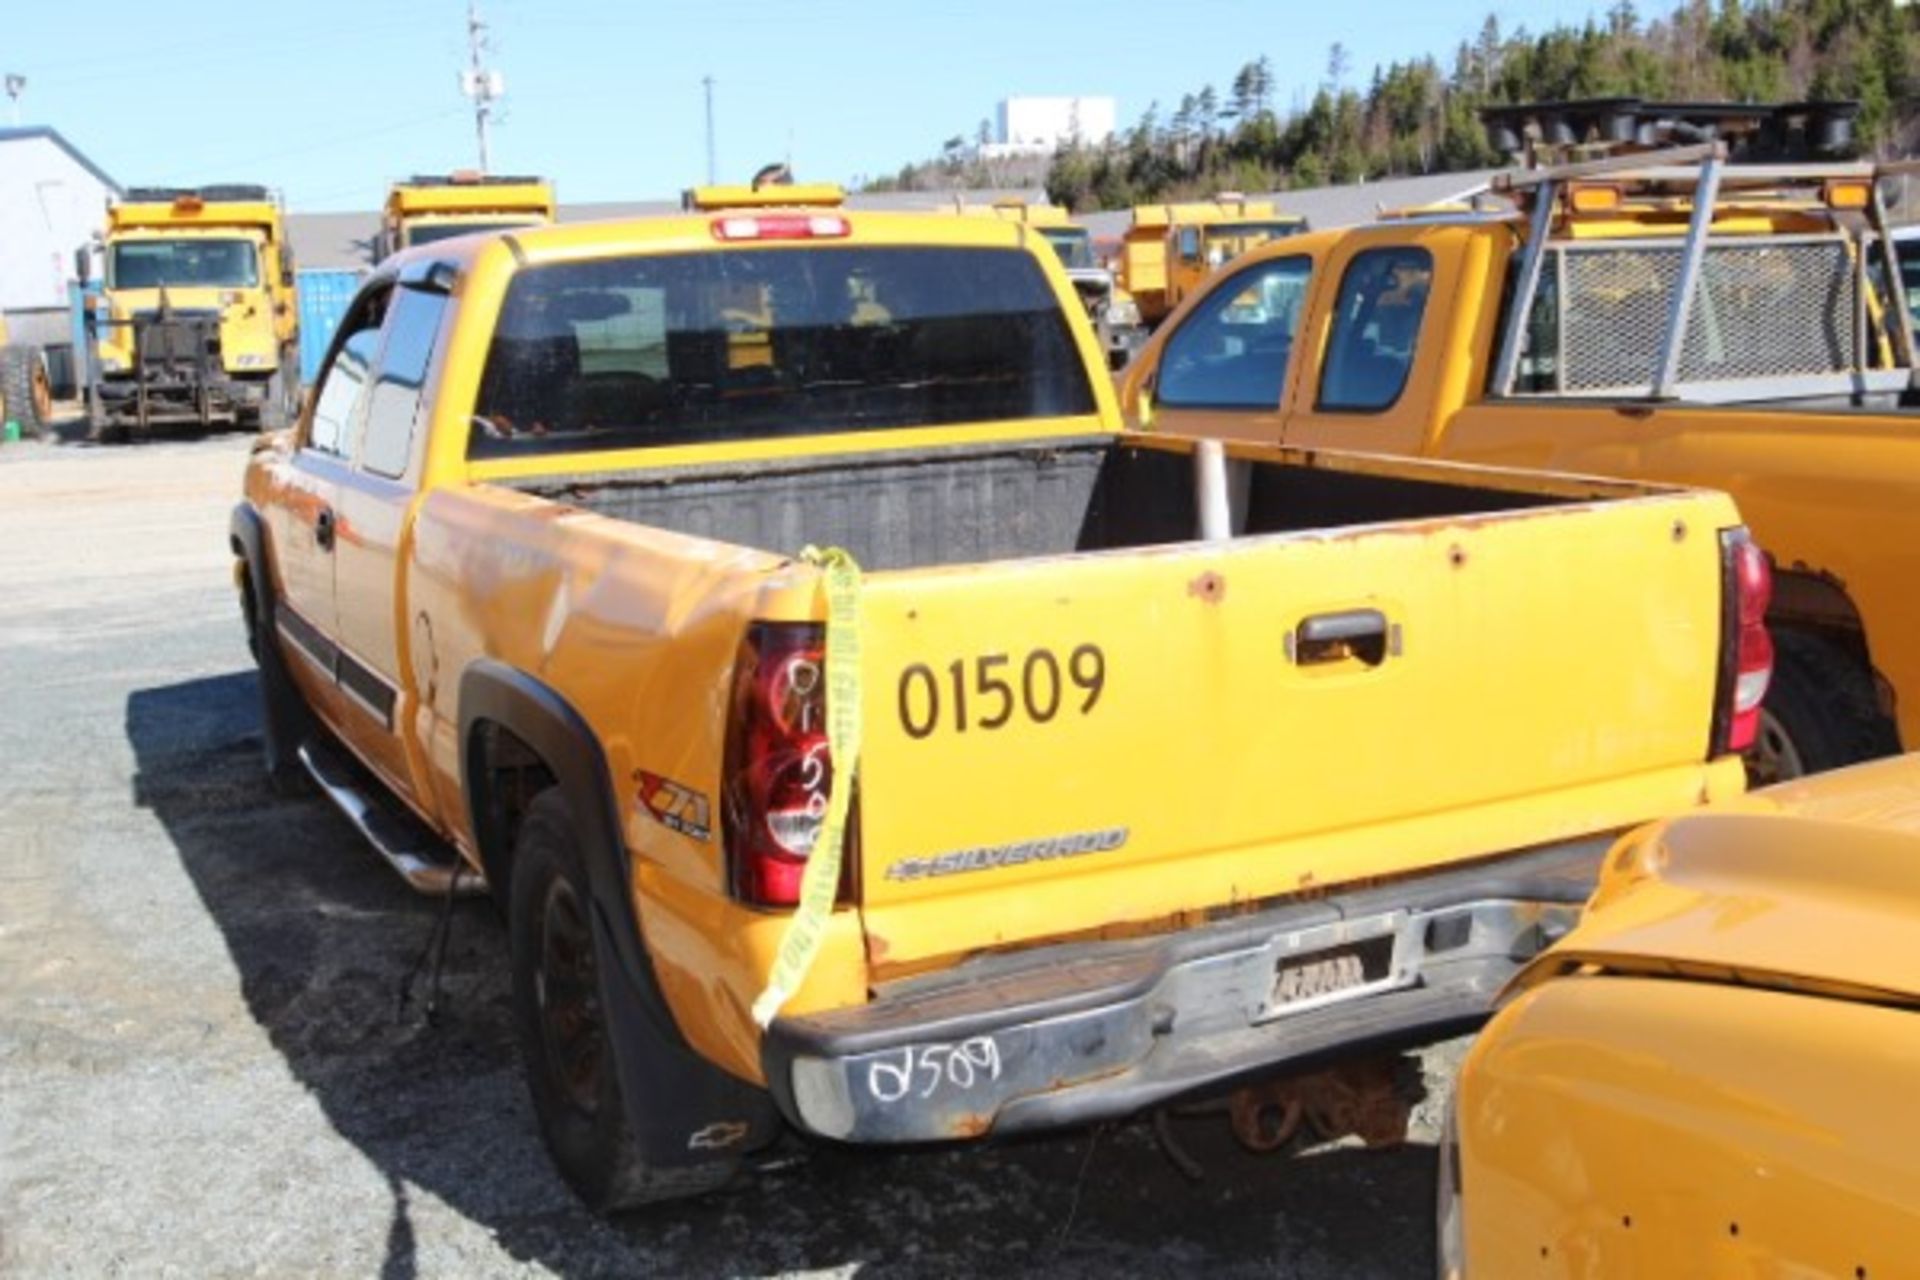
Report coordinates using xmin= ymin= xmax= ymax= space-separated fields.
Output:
xmin=509 ymin=789 xmax=735 ymax=1212
xmin=1749 ymin=630 xmax=1900 ymax=785
xmin=1 ymin=345 xmax=54 ymax=440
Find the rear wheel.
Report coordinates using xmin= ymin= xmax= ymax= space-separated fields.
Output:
xmin=509 ymin=790 xmax=734 ymax=1211
xmin=1747 ymin=630 xmax=1899 ymax=786
xmin=1 ymin=345 xmax=54 ymax=439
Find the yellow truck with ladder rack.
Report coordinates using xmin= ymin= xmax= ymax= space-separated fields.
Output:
xmin=1126 ymin=104 xmax=1920 ymax=783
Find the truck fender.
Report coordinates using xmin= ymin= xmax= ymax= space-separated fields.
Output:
xmin=230 ymin=502 xmax=313 ymax=786
xmin=229 ymin=502 xmax=274 ymax=635
xmin=457 ymin=660 xmax=782 ymax=1167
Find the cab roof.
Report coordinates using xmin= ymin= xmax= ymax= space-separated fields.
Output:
xmin=383 ymin=206 xmax=1041 ymax=277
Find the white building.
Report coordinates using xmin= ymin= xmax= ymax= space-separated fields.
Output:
xmin=982 ymin=96 xmax=1116 ymax=158
xmin=0 ymin=127 xmax=120 ymax=350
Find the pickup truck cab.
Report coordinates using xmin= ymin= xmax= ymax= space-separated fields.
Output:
xmin=234 ymin=185 xmax=1754 ymax=1210
xmin=1439 ymin=752 xmax=1920 ymax=1276
xmin=1124 ymin=144 xmax=1920 ymax=783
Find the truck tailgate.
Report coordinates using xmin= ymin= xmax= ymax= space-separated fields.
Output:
xmin=853 ymin=492 xmax=1737 ymax=966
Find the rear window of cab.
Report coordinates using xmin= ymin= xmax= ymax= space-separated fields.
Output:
xmin=469 ymin=245 xmax=1096 ymax=456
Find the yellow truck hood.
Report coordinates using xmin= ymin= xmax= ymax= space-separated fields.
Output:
xmin=1514 ymin=753 xmax=1920 ymax=1005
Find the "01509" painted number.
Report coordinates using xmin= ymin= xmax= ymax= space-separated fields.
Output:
xmin=898 ymin=645 xmax=1105 ymax=739
xmin=865 ymin=1037 xmax=1004 ymax=1105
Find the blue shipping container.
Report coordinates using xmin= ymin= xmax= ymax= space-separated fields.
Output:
xmin=297 ymin=269 xmax=365 ymax=384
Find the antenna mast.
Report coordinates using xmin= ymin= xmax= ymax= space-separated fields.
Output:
xmin=460 ymin=1 xmax=503 ymax=173
xmin=703 ymin=75 xmax=717 ymax=185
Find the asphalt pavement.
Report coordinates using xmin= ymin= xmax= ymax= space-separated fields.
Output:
xmin=0 ymin=427 xmax=1452 ymax=1278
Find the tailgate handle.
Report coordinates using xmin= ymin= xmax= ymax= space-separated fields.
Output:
xmin=1290 ymin=609 xmax=1393 ymax=668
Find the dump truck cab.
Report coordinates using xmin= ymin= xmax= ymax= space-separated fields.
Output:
xmin=83 ymin=185 xmax=299 ymax=438
xmin=1120 ymin=196 xmax=1308 ymax=329
xmin=377 ymin=172 xmax=555 ymax=260
xmin=948 ymin=197 xmax=1143 ymax=367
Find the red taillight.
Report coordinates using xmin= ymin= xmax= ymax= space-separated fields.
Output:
xmin=724 ymin=622 xmax=849 ymax=906
xmin=710 ymin=214 xmax=850 ymax=242
xmin=1715 ymin=528 xmax=1774 ymax=756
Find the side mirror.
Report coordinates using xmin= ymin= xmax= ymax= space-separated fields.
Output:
xmin=279 ymin=244 xmax=296 ymax=289
xmin=73 ymin=245 xmax=90 ymax=284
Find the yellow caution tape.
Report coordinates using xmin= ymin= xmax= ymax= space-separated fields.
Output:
xmin=752 ymin=545 xmax=863 ymax=1028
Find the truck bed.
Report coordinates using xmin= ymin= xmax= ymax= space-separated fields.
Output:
xmin=507 ymin=435 xmax=1583 ymax=572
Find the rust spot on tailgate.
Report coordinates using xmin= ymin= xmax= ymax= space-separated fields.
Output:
xmin=1188 ymin=571 xmax=1227 ymax=604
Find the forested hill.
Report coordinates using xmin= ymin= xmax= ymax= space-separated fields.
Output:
xmin=1041 ymin=0 xmax=1917 ymax=211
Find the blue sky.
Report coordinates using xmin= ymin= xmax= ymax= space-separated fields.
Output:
xmin=7 ymin=0 xmax=1613 ymax=211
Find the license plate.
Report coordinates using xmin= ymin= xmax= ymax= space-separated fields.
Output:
xmin=1265 ymin=934 xmax=1394 ymax=1017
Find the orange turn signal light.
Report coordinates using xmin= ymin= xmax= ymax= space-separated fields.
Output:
xmin=1823 ymin=180 xmax=1872 ymax=210
xmin=1567 ymin=183 xmax=1624 ymax=214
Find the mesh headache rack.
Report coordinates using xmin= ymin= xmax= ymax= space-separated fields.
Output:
xmin=1477 ymin=140 xmax=1920 ymax=404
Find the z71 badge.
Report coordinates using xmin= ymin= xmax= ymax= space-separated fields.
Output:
xmin=634 ymin=770 xmax=713 ymax=842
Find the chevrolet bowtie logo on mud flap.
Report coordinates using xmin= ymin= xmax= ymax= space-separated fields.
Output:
xmin=885 ymin=827 xmax=1130 ymax=882
xmin=634 ymin=770 xmax=713 ymax=842
xmin=686 ymin=1121 xmax=751 ymax=1151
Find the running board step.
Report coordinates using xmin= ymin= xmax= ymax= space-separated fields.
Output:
xmin=298 ymin=741 xmax=486 ymax=896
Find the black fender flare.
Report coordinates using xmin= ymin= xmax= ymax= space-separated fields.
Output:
xmin=229 ymin=502 xmax=274 ymax=633
xmin=457 ymin=660 xmax=781 ymax=1166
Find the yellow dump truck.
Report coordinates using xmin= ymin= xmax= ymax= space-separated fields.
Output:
xmin=950 ymin=198 xmax=1144 ymax=365
xmin=82 ymin=185 xmax=300 ymax=439
xmin=1119 ymin=195 xmax=1307 ymax=328
xmin=376 ymin=172 xmax=555 ymax=261
xmin=236 ymin=183 xmax=1758 ymax=1211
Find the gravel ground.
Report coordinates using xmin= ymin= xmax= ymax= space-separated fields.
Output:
xmin=0 ymin=428 xmax=1460 ymax=1278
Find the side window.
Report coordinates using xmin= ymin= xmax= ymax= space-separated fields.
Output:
xmin=1157 ymin=256 xmax=1314 ymax=410
xmin=361 ymin=288 xmax=448 ymax=479
xmin=1177 ymin=226 xmax=1202 ymax=263
xmin=1516 ymin=258 xmax=1561 ymax=393
xmin=1317 ymin=247 xmax=1434 ymax=413
xmin=307 ymin=327 xmax=379 ymax=456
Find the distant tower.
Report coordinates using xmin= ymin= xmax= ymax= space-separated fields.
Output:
xmin=703 ymin=75 xmax=717 ymax=185
xmin=460 ymin=2 xmax=504 ymax=173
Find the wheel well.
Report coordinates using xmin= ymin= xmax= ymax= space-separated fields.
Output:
xmin=1768 ymin=568 xmax=1872 ymax=667
xmin=468 ymin=719 xmax=559 ymax=901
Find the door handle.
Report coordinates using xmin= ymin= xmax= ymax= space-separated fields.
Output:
xmin=1288 ymin=608 xmax=1394 ymax=668
xmin=315 ymin=506 xmax=336 ymax=552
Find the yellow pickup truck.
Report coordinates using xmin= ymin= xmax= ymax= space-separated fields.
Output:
xmin=1124 ymin=144 xmax=1920 ymax=783
xmin=1439 ymin=751 xmax=1920 ymax=1275
xmin=234 ymin=185 xmax=1756 ymax=1210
